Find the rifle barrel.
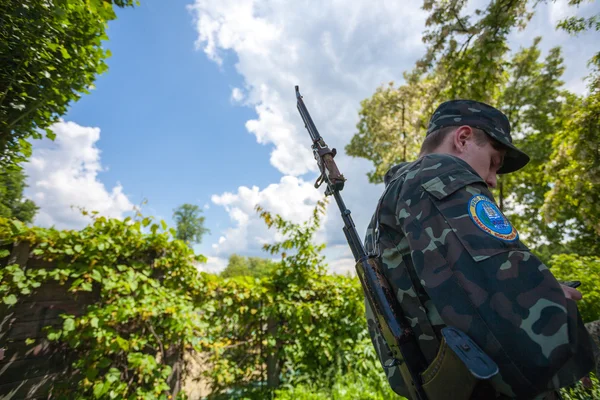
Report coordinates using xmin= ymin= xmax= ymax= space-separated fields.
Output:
xmin=296 ymin=86 xmax=322 ymax=143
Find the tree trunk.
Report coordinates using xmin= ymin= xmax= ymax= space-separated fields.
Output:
xmin=166 ymin=342 xmax=183 ymax=398
xmin=266 ymin=316 xmax=280 ymax=388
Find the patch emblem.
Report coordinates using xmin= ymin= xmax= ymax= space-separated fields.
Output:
xmin=468 ymin=195 xmax=518 ymax=242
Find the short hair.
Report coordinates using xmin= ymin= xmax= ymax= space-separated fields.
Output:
xmin=419 ymin=125 xmax=497 ymax=156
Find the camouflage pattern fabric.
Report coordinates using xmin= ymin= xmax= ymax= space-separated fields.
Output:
xmin=363 ymin=153 xmax=596 ymax=399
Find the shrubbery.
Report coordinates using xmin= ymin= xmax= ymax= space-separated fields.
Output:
xmin=0 ymin=203 xmax=394 ymax=399
xmin=1 ymin=214 xmax=208 ymax=399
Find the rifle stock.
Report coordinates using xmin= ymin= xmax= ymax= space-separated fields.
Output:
xmin=294 ymin=85 xmax=428 ymax=400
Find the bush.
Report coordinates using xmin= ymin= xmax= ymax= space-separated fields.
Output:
xmin=0 ymin=214 xmax=209 ymax=399
xmin=560 ymin=373 xmax=600 ymax=400
xmin=200 ymin=201 xmax=375 ymax=397
xmin=549 ymin=254 xmax=600 ymax=323
xmin=274 ymin=366 xmax=401 ymax=400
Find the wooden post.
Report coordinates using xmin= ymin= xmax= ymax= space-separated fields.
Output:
xmin=266 ymin=315 xmax=279 ymax=388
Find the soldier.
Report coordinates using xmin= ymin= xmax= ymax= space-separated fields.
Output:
xmin=364 ymin=100 xmax=597 ymax=399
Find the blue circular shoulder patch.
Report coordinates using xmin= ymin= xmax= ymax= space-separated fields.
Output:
xmin=468 ymin=195 xmax=518 ymax=242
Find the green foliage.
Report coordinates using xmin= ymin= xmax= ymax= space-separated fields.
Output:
xmin=0 ymin=213 xmax=209 ymax=399
xmin=549 ymin=254 xmax=600 ymax=323
xmin=273 ymin=367 xmax=401 ymax=400
xmin=555 ymin=0 xmax=599 ymax=69
xmin=220 ymin=254 xmax=277 ymax=279
xmin=346 ymin=84 xmax=423 ymax=184
xmin=173 ymin=203 xmax=210 ymax=247
xmin=0 ymin=202 xmax=393 ymax=399
xmin=200 ymin=200 xmax=382 ymax=397
xmin=541 ymin=69 xmax=600 ymax=254
xmin=559 ymin=373 xmax=600 ymax=400
xmin=557 ymin=14 xmax=600 ymax=35
xmin=0 ymin=166 xmax=38 ymax=223
xmin=0 ymin=0 xmax=137 ymax=166
xmin=499 ymin=41 xmax=569 ymax=246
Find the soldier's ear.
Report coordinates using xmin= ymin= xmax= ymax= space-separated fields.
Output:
xmin=453 ymin=126 xmax=473 ymax=153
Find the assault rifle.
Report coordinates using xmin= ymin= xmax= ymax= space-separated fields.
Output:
xmin=294 ymin=86 xmax=429 ymax=400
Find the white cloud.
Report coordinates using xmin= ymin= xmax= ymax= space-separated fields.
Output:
xmin=196 ymin=256 xmax=228 ymax=274
xmin=210 ymin=175 xmax=325 ymax=256
xmin=188 ymin=0 xmax=428 ymax=177
xmin=548 ymin=0 xmax=572 ymax=25
xmin=328 ymin=257 xmax=356 ymax=276
xmin=189 ymin=0 xmax=599 ymax=269
xmin=23 ymin=121 xmax=134 ymax=229
xmin=231 ymin=87 xmax=245 ymax=102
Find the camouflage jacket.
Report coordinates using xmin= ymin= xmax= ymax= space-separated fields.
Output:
xmin=363 ymin=153 xmax=596 ymax=399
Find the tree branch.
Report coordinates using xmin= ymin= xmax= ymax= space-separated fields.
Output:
xmin=146 ymin=321 xmax=165 ymax=363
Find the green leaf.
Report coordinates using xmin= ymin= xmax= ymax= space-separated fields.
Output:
xmin=98 ymin=358 xmax=111 ymax=369
xmin=91 ymin=269 xmax=102 ymax=282
xmin=86 ymin=366 xmax=98 ymax=380
xmin=115 ymin=336 xmax=129 ymax=351
xmin=60 ymin=47 xmax=71 ymax=59
xmin=3 ymin=294 xmax=17 ymax=305
xmin=93 ymin=382 xmax=107 ymax=398
xmin=0 ymin=249 xmax=10 ymax=258
xmin=63 ymin=318 xmax=75 ymax=332
xmin=10 ymin=220 xmax=25 ymax=234
xmin=74 ymin=244 xmax=82 ymax=253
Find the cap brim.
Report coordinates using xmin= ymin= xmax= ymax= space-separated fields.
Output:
xmin=497 ymin=143 xmax=530 ymax=174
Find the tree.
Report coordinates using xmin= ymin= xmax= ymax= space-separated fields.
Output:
xmin=539 ymin=2 xmax=600 ymax=255
xmin=0 ymin=0 xmax=137 ymax=166
xmin=541 ymin=69 xmax=600 ymax=255
xmin=497 ymin=42 xmax=568 ymax=245
xmin=345 ymin=83 xmax=424 ymax=184
xmin=0 ymin=167 xmax=38 ymax=223
xmin=347 ymin=0 xmax=535 ymax=183
xmin=172 ymin=204 xmax=209 ymax=247
xmin=345 ymin=0 xmax=600 ymax=254
xmin=220 ymin=254 xmax=277 ymax=279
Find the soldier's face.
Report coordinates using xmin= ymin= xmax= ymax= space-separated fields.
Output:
xmin=463 ymin=139 xmax=506 ymax=188
xmin=452 ymin=127 xmax=506 ymax=188
xmin=468 ymin=142 xmax=505 ymax=188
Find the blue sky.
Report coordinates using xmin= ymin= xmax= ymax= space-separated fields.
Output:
xmin=24 ymin=0 xmax=600 ymax=273
xmin=65 ymin=0 xmax=279 ymax=231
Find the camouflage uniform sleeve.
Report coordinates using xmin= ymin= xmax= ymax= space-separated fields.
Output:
xmin=363 ymin=212 xmax=411 ymax=398
xmin=397 ymin=164 xmax=596 ymax=398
